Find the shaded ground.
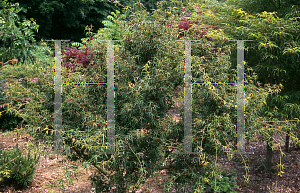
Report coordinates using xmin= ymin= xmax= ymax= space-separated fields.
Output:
xmin=1 ymin=85 xmax=300 ymax=192
xmin=220 ymin=133 xmax=300 ymax=193
xmin=0 ymin=128 xmax=97 ymax=193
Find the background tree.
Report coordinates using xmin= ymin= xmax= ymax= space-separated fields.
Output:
xmin=225 ymin=0 xmax=300 ymax=18
xmin=210 ymin=0 xmax=300 ymax=170
xmin=0 ymin=0 xmax=39 ymax=64
xmin=5 ymin=0 xmax=117 ymax=42
xmin=5 ymin=0 xmax=174 ymax=44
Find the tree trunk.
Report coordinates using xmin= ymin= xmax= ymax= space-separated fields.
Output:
xmin=265 ymin=140 xmax=273 ymax=170
xmin=297 ymin=123 xmax=300 ymax=150
xmin=285 ymin=130 xmax=290 ymax=152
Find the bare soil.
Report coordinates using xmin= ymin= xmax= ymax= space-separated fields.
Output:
xmin=1 ymin=85 xmax=300 ymax=193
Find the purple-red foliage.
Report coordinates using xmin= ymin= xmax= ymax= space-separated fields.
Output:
xmin=61 ymin=46 xmax=96 ymax=72
xmin=177 ymin=8 xmax=215 ymax=41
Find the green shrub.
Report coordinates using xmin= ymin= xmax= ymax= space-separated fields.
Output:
xmin=0 ymin=107 xmax=23 ymax=131
xmin=95 ymin=10 xmax=130 ymax=48
xmin=0 ymin=0 xmax=54 ymax=131
xmin=0 ymin=143 xmax=40 ymax=187
xmin=0 ymin=0 xmax=53 ymax=65
xmin=0 ymin=47 xmax=53 ymax=134
xmin=206 ymin=171 xmax=238 ymax=193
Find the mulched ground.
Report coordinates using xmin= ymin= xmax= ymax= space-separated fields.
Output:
xmin=220 ymin=133 xmax=300 ymax=193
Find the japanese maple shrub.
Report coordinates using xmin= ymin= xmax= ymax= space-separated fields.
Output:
xmin=1 ymin=0 xmax=286 ymax=192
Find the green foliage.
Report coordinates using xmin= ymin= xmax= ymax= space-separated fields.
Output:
xmin=0 ymin=143 xmax=40 ymax=187
xmin=213 ymin=0 xmax=300 ymax=173
xmin=0 ymin=0 xmax=55 ymax=131
xmin=5 ymin=0 xmax=168 ymax=43
xmin=225 ymin=0 xmax=300 ymax=18
xmin=5 ymin=0 xmax=118 ymax=42
xmin=219 ymin=0 xmax=300 ymax=91
xmin=0 ymin=108 xmax=23 ymax=131
xmin=206 ymin=171 xmax=238 ymax=193
xmin=217 ymin=0 xmax=300 ymax=126
xmin=0 ymin=51 xmax=54 ymax=140
xmin=94 ymin=10 xmax=130 ymax=47
xmin=0 ymin=0 xmax=39 ymax=65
